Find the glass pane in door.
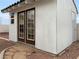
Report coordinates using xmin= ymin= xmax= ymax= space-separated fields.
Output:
xmin=18 ymin=12 xmax=25 ymax=42
xmin=27 ymin=9 xmax=35 ymax=42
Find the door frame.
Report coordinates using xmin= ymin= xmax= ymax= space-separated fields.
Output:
xmin=17 ymin=11 xmax=26 ymax=42
xmin=17 ymin=8 xmax=35 ymax=45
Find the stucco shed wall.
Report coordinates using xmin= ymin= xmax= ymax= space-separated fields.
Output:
xmin=57 ymin=0 xmax=77 ymax=53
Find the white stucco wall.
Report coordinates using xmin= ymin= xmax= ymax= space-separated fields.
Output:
xmin=9 ymin=13 xmax=17 ymax=42
xmin=35 ymin=0 xmax=57 ymax=54
xmin=0 ymin=25 xmax=9 ymax=33
xmin=57 ymin=0 xmax=77 ymax=53
xmin=72 ymin=12 xmax=77 ymax=42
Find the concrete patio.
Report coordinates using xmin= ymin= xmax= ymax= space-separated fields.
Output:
xmin=0 ymin=32 xmax=79 ymax=59
xmin=0 ymin=38 xmax=79 ymax=59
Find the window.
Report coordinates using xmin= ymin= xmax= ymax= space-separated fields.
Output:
xmin=11 ymin=13 xmax=14 ymax=18
xmin=27 ymin=8 xmax=35 ymax=41
xmin=11 ymin=19 xmax=14 ymax=24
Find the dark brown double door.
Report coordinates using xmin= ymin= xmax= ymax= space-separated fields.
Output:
xmin=18 ymin=8 xmax=35 ymax=45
